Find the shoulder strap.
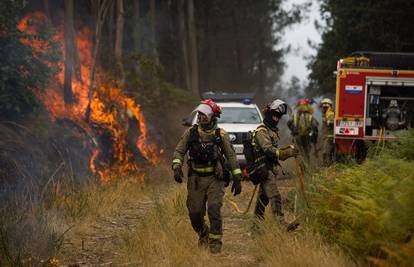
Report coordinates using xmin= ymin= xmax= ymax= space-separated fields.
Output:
xmin=308 ymin=113 xmax=313 ymax=123
xmin=189 ymin=125 xmax=199 ymax=142
xmin=215 ymin=128 xmax=222 ymax=144
xmin=293 ymin=113 xmax=298 ymax=128
xmin=215 ymin=128 xmax=226 ymax=156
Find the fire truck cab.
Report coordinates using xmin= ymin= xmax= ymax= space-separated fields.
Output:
xmin=334 ymin=52 xmax=414 ymax=158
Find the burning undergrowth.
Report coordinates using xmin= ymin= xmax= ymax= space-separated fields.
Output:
xmin=17 ymin=12 xmax=160 ymax=183
xmin=0 ymin=11 xmax=161 ymax=265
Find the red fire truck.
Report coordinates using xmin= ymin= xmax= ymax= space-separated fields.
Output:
xmin=334 ymin=52 xmax=414 ymax=158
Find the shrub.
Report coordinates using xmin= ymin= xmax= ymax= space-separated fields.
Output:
xmin=305 ymin=129 xmax=414 ymax=260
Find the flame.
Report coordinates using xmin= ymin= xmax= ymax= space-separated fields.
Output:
xmin=18 ymin=13 xmax=159 ymax=182
xmin=17 ymin=12 xmax=50 ymax=54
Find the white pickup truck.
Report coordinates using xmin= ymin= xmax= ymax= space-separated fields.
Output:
xmin=188 ymin=98 xmax=263 ymax=164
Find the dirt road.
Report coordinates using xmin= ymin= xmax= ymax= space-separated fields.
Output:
xmin=59 ymin=179 xmax=300 ymax=267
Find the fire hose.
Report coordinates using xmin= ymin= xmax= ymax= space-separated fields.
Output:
xmin=226 ymin=145 xmax=310 ymax=214
xmin=294 ymin=155 xmax=309 ymax=208
xmin=225 ymin=184 xmax=258 ymax=214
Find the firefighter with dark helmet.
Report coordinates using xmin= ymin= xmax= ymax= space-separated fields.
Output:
xmin=252 ymin=99 xmax=298 ymax=221
xmin=319 ymin=98 xmax=335 ymax=166
xmin=172 ymin=99 xmax=242 ymax=254
xmin=287 ymin=99 xmax=319 ymax=163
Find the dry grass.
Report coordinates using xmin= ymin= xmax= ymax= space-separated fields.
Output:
xmin=117 ymin=186 xmax=214 ymax=267
xmin=253 ymin=217 xmax=357 ymax=267
xmin=52 ymin=178 xmax=147 ymax=222
xmin=1 ymin=160 xmax=359 ymax=267
xmin=114 ymin=182 xmax=357 ymax=267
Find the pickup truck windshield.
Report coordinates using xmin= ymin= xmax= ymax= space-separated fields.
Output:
xmin=217 ymin=107 xmax=261 ymax=124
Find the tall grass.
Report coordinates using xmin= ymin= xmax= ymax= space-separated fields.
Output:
xmin=253 ymin=217 xmax=356 ymax=267
xmin=52 ymin=177 xmax=147 ymax=222
xmin=117 ymin=186 xmax=214 ymax=267
xmin=0 ymin=189 xmax=68 ymax=266
xmin=305 ymin=129 xmax=414 ymax=263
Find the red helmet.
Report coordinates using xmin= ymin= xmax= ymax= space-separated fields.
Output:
xmin=200 ymin=99 xmax=222 ymax=118
xmin=296 ymin=98 xmax=310 ymax=106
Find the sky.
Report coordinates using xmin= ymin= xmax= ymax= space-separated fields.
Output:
xmin=281 ymin=0 xmax=322 ymax=84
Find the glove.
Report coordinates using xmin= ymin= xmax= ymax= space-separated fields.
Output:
xmin=173 ymin=167 xmax=184 ymax=183
xmin=231 ymin=174 xmax=242 ymax=196
xmin=278 ymin=145 xmax=299 ymax=161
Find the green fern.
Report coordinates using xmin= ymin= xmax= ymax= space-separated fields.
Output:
xmin=305 ymin=130 xmax=414 ymax=259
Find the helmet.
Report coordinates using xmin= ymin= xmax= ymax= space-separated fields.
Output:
xmin=264 ymin=99 xmax=288 ymax=117
xmin=263 ymin=99 xmax=288 ymax=129
xmin=193 ymin=99 xmax=222 ymax=119
xmin=320 ymin=98 xmax=333 ymax=108
xmin=296 ymin=98 xmax=310 ymax=106
xmin=202 ymin=99 xmax=222 ymax=118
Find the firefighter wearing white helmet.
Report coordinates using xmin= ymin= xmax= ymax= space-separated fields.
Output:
xmin=319 ymin=98 xmax=335 ymax=165
xmin=172 ymin=99 xmax=242 ymax=254
xmin=251 ymin=99 xmax=298 ymax=222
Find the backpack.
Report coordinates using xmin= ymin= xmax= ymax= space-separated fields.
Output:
xmin=242 ymin=126 xmax=269 ymax=185
xmin=188 ymin=125 xmax=221 ymax=164
xmin=188 ymin=125 xmax=230 ymax=185
xmin=294 ymin=112 xmax=313 ymax=137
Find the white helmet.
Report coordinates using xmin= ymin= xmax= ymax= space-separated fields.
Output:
xmin=266 ymin=99 xmax=288 ymax=116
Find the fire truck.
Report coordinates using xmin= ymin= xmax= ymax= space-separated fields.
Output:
xmin=334 ymin=52 xmax=414 ymax=158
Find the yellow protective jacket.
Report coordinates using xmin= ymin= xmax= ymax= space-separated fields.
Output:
xmin=253 ymin=124 xmax=281 ymax=174
xmin=172 ymin=125 xmax=242 ymax=177
xmin=321 ymin=107 xmax=335 ymax=139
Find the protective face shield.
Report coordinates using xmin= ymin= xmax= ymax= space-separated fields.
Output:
xmin=268 ymin=99 xmax=288 ymax=117
xmin=192 ymin=103 xmax=214 ymax=121
xmin=264 ymin=99 xmax=289 ymax=129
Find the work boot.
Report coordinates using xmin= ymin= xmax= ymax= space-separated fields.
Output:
xmin=287 ymin=220 xmax=300 ymax=232
xmin=198 ymin=226 xmax=209 ymax=249
xmin=208 ymin=238 xmax=222 ymax=254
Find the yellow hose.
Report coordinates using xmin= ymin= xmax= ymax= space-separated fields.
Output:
xmin=295 ymin=156 xmax=309 ymax=208
xmin=225 ymin=184 xmax=258 ymax=214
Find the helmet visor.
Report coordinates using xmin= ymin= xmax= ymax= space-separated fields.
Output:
xmin=192 ymin=103 xmax=213 ymax=119
xmin=269 ymin=100 xmax=288 ymax=116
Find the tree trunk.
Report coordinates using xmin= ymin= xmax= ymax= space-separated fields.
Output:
xmin=187 ymin=0 xmax=199 ymax=96
xmin=85 ymin=0 xmax=111 ymax=122
xmin=177 ymin=0 xmax=190 ymax=91
xmin=150 ymin=0 xmax=158 ymax=62
xmin=73 ymin=27 xmax=82 ymax=82
xmin=133 ymin=0 xmax=140 ymax=50
xmin=108 ymin=0 xmax=115 ymax=54
xmin=203 ymin=2 xmax=210 ymax=92
xmin=231 ymin=9 xmax=243 ymax=89
xmin=115 ymin=0 xmax=125 ymax=86
xmin=64 ymin=0 xmax=74 ymax=104
xmin=43 ymin=0 xmax=51 ymax=19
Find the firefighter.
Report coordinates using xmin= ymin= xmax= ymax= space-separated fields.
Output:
xmin=287 ymin=99 xmax=319 ymax=163
xmin=253 ymin=99 xmax=298 ymax=222
xmin=319 ymin=98 xmax=335 ymax=166
xmin=172 ymin=99 xmax=242 ymax=254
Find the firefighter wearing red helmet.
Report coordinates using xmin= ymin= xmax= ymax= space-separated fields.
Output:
xmin=287 ymin=98 xmax=319 ymax=163
xmin=172 ymin=99 xmax=242 ymax=254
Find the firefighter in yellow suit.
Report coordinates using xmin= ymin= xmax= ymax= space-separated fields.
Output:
xmin=287 ymin=99 xmax=319 ymax=163
xmin=172 ymin=99 xmax=242 ymax=254
xmin=319 ymin=98 xmax=335 ymax=166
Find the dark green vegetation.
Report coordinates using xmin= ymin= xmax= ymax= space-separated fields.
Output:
xmin=307 ymin=0 xmax=414 ymax=96
xmin=305 ymin=129 xmax=414 ymax=265
xmin=0 ymin=0 xmax=59 ymax=119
